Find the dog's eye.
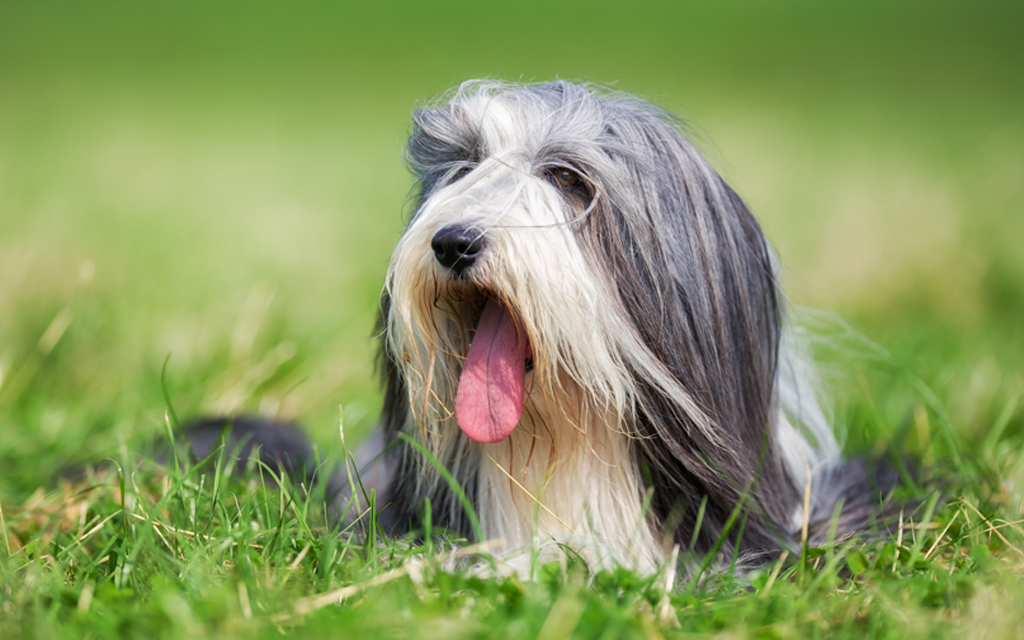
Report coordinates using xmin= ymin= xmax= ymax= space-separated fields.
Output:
xmin=548 ymin=167 xmax=581 ymax=189
xmin=449 ymin=165 xmax=473 ymax=184
xmin=544 ymin=166 xmax=593 ymax=206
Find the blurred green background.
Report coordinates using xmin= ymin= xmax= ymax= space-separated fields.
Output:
xmin=1 ymin=0 xmax=1021 ymax=500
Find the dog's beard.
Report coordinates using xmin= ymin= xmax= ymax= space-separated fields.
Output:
xmin=386 ymin=270 xmax=668 ymax=572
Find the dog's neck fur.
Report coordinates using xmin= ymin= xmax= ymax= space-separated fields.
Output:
xmin=476 ymin=382 xmax=666 ymax=574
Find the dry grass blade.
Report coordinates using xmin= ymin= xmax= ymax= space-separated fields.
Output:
xmin=800 ymin=463 xmax=812 ymax=551
xmin=961 ymin=500 xmax=1024 ymax=558
xmin=292 ymin=540 xmax=504 ymax=615
xmin=924 ymin=510 xmax=961 ymax=560
xmin=763 ymin=550 xmax=790 ymax=593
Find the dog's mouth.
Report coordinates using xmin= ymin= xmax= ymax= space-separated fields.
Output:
xmin=453 ymin=295 xmax=533 ymax=444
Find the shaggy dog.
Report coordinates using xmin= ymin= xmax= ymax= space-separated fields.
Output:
xmin=190 ymin=80 xmax=896 ymax=574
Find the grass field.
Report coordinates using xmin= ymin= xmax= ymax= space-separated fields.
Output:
xmin=1 ymin=1 xmax=1023 ymax=637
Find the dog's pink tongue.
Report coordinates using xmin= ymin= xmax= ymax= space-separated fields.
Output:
xmin=455 ymin=298 xmax=529 ymax=443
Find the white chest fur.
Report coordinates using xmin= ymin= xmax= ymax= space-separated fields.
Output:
xmin=477 ymin=392 xmax=666 ymax=574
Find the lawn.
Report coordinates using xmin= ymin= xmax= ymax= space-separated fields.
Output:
xmin=1 ymin=1 xmax=1023 ymax=638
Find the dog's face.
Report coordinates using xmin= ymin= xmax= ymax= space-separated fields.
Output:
xmin=387 ymin=87 xmax=636 ymax=446
xmin=384 ymin=81 xmax=789 ymax=520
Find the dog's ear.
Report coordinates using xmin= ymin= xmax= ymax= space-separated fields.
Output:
xmin=583 ymin=110 xmax=781 ymax=435
xmin=577 ymin=107 xmax=798 ymax=548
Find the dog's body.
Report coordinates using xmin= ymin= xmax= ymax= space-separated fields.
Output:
xmin=368 ymin=80 xmax=894 ymax=571
xmin=191 ymin=80 xmax=895 ymax=574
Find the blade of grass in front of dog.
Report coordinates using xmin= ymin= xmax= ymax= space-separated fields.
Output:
xmin=334 ymin=451 xmax=364 ymax=532
xmin=205 ymin=434 xmax=231 ymax=536
xmin=820 ymin=497 xmax=846 ymax=587
xmin=423 ymin=497 xmax=433 ymax=557
xmin=688 ymin=495 xmax=708 ymax=553
xmin=163 ymin=411 xmax=183 ymax=478
xmin=907 ymin=491 xmax=941 ymax=569
xmin=160 ymin=353 xmax=183 ymax=433
xmin=115 ymin=459 xmax=128 ymax=535
xmin=160 ymin=354 xmax=187 ymax=475
xmin=728 ymin=510 xmax=751 ymax=574
xmin=111 ymin=459 xmax=132 ymax=588
xmin=398 ymin=433 xmax=485 ymax=545
xmin=689 ymin=488 xmax=750 ymax=588
xmin=364 ymin=489 xmax=379 ymax=568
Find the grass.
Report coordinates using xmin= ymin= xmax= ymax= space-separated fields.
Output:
xmin=1 ymin=436 xmax=1020 ymax=639
xmin=2 ymin=0 xmax=1023 ymax=637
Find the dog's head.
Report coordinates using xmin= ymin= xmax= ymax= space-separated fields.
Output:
xmin=382 ymin=81 xmax=792 ymax=523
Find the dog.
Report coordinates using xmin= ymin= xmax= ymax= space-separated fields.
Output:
xmin=188 ymin=80 xmax=897 ymax=574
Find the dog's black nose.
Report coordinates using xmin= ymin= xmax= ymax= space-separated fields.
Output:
xmin=431 ymin=225 xmax=486 ymax=274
